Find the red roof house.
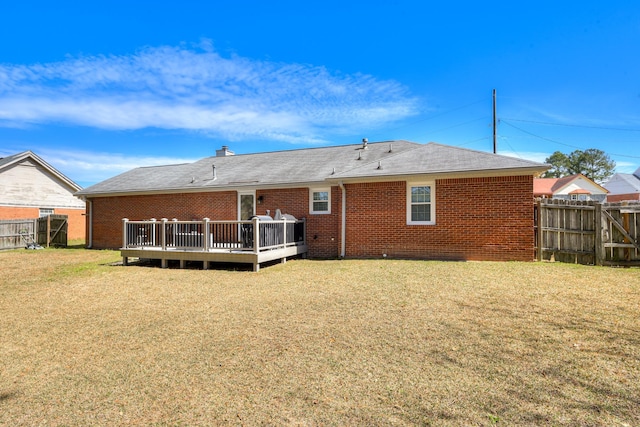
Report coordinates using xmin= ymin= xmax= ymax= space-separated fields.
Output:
xmin=533 ymin=174 xmax=608 ymax=202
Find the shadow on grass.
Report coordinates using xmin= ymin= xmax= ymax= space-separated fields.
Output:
xmin=0 ymin=391 xmax=17 ymax=402
xmin=112 ymin=256 xmax=303 ymax=272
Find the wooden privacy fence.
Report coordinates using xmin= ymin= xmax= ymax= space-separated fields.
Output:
xmin=0 ymin=218 xmax=36 ymax=250
xmin=535 ymin=199 xmax=640 ymax=266
xmin=0 ymin=215 xmax=69 ymax=250
xmin=37 ymin=214 xmax=68 ymax=247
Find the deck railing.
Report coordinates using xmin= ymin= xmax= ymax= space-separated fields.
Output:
xmin=122 ymin=217 xmax=306 ymax=252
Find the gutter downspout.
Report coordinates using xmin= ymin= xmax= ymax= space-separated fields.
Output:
xmin=87 ymin=199 xmax=93 ymax=249
xmin=339 ymin=181 xmax=346 ymax=258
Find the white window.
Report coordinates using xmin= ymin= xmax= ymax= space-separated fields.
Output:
xmin=310 ymin=188 xmax=331 ymax=214
xmin=407 ymin=182 xmax=435 ymax=225
xmin=39 ymin=208 xmax=54 ymax=217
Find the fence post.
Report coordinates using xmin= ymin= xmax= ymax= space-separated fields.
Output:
xmin=536 ymin=200 xmax=543 ymax=261
xmin=594 ymin=203 xmax=604 ymax=266
xmin=32 ymin=218 xmax=37 ymax=247
xmin=45 ymin=215 xmax=51 ymax=248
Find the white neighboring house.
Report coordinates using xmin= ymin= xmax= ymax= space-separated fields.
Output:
xmin=533 ymin=174 xmax=608 ymax=202
xmin=0 ymin=151 xmax=86 ymax=240
xmin=604 ymin=167 xmax=640 ymax=202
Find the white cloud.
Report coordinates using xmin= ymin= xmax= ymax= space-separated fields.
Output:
xmin=0 ymin=146 xmax=198 ymax=186
xmin=0 ymin=43 xmax=420 ymax=143
xmin=611 ymin=160 xmax=639 ymax=174
xmin=40 ymin=148 xmax=198 ymax=187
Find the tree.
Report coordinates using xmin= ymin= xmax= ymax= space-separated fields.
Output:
xmin=542 ymin=149 xmax=615 ymax=183
xmin=542 ymin=151 xmax=570 ymax=178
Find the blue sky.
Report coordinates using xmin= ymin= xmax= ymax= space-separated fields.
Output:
xmin=1 ymin=1 xmax=639 ymax=187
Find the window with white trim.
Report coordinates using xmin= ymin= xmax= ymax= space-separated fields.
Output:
xmin=407 ymin=182 xmax=435 ymax=225
xmin=39 ymin=208 xmax=54 ymax=217
xmin=310 ymin=188 xmax=331 ymax=214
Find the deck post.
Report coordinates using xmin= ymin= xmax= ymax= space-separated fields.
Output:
xmin=161 ymin=218 xmax=167 ymax=250
xmin=172 ymin=218 xmax=178 ymax=248
xmin=253 ymin=217 xmax=260 ymax=253
xmin=203 ymin=218 xmax=210 ymax=251
xmin=122 ymin=218 xmax=129 ymax=249
xmin=282 ymin=219 xmax=287 ymax=248
xmin=150 ymin=218 xmax=157 ymax=246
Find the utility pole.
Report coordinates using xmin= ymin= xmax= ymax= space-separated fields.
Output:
xmin=492 ymin=88 xmax=497 ymax=154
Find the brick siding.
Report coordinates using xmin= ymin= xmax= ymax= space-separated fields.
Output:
xmin=89 ymin=188 xmax=341 ymax=258
xmin=256 ymin=187 xmax=341 ymax=258
xmin=344 ymin=176 xmax=534 ymax=261
xmin=0 ymin=206 xmax=86 ymax=240
xmin=87 ymin=176 xmax=534 ymax=261
xmin=607 ymin=193 xmax=640 ymax=202
xmin=88 ymin=192 xmax=236 ymax=249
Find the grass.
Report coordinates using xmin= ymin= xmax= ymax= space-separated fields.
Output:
xmin=1 ymin=247 xmax=639 ymax=426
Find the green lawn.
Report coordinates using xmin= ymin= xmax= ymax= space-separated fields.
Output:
xmin=1 ymin=247 xmax=639 ymax=426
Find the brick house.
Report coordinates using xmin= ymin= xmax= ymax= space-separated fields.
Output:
xmin=0 ymin=151 xmax=86 ymax=240
xmin=76 ymin=140 xmax=548 ymax=262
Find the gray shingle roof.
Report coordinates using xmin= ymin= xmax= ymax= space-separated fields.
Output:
xmin=605 ymin=172 xmax=640 ymax=194
xmin=329 ymin=142 xmax=548 ymax=179
xmin=0 ymin=151 xmax=30 ymax=169
xmin=77 ymin=141 xmax=548 ymax=196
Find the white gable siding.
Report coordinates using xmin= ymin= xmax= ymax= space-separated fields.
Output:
xmin=0 ymin=159 xmax=85 ymax=209
xmin=556 ymin=177 xmax=607 ymax=196
xmin=605 ymin=173 xmax=640 ymax=195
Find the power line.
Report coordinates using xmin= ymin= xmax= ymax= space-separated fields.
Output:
xmin=502 ymin=117 xmax=640 ymax=132
xmin=501 ymin=120 xmax=640 ymax=159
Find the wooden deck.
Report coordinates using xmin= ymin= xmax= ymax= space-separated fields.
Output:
xmin=121 ymin=217 xmax=307 ymax=271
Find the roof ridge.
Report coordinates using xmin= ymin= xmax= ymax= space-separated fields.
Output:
xmin=200 ymin=139 xmax=419 ymax=160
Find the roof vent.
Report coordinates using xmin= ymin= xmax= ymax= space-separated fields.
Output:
xmin=362 ymin=138 xmax=368 ymax=149
xmin=212 ymin=165 xmax=217 ymax=180
xmin=377 ymin=161 xmax=382 ymax=170
xmin=388 ymin=143 xmax=393 ymax=153
xmin=357 ymin=151 xmax=362 ymax=160
xmin=216 ymin=145 xmax=235 ymax=157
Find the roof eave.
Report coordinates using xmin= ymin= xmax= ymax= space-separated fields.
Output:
xmin=326 ymin=166 xmax=549 ymax=183
xmin=76 ymin=179 xmax=333 ymax=198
